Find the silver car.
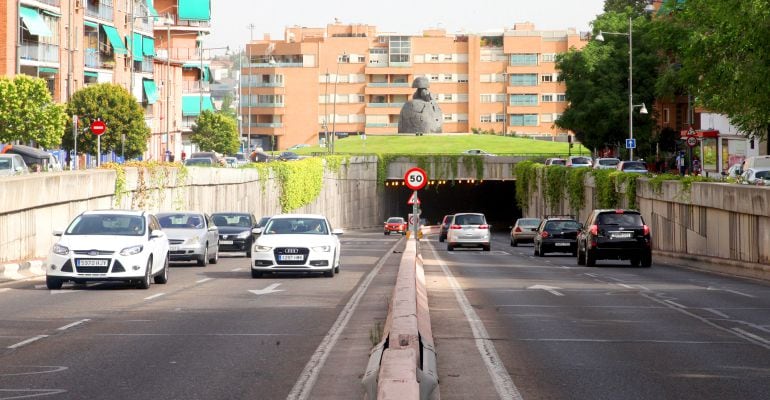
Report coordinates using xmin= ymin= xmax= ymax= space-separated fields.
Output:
xmin=593 ymin=157 xmax=621 ymax=170
xmin=446 ymin=213 xmax=491 ymax=251
xmin=157 ymin=212 xmax=219 ymax=266
xmin=510 ymin=217 xmax=540 ymax=246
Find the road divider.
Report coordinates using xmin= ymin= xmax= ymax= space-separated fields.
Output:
xmin=1 ymin=260 xmax=44 ymax=282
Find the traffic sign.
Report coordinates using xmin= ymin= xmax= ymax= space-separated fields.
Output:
xmin=686 ymin=136 xmax=698 ymax=147
xmin=625 ymin=138 xmax=636 ymax=149
xmin=687 ymin=126 xmax=696 ymax=136
xmin=407 ymin=191 xmax=420 ymax=205
xmin=90 ymin=120 xmax=106 ymax=136
xmin=404 ymin=167 xmax=428 ymax=190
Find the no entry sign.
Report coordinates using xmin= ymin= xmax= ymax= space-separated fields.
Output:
xmin=90 ymin=120 xmax=106 ymax=136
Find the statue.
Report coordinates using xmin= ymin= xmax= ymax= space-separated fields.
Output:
xmin=397 ymin=77 xmax=443 ymax=134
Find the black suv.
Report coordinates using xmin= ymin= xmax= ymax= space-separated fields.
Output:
xmin=533 ymin=217 xmax=581 ymax=257
xmin=577 ymin=209 xmax=651 ymax=267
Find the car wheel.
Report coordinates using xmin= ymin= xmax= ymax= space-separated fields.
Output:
xmin=439 ymin=235 xmax=445 ymax=243
xmin=137 ymin=259 xmax=152 ymax=289
xmin=512 ymin=238 xmax=518 ymax=247
xmin=246 ymin=239 xmax=252 ymax=258
xmin=641 ymin=253 xmax=652 ymax=268
xmin=533 ymin=245 xmax=539 ymax=256
xmin=384 ymin=231 xmax=389 ymax=235
xmin=483 ymin=244 xmax=491 ymax=251
xmin=209 ymin=246 xmax=219 ymax=264
xmin=577 ymin=246 xmax=586 ymax=265
xmin=585 ymin=249 xmax=596 ymax=267
xmin=197 ymin=247 xmax=208 ymax=267
xmin=46 ymin=276 xmax=63 ymax=290
xmin=447 ymin=244 xmax=454 ymax=251
xmin=323 ymin=268 xmax=334 ymax=278
xmin=630 ymin=257 xmax=640 ymax=268
xmin=154 ymin=255 xmax=169 ymax=284
xmin=538 ymin=244 xmax=545 ymax=257
xmin=571 ymin=249 xmax=578 ymax=257
xmin=251 ymin=270 xmax=262 ymax=278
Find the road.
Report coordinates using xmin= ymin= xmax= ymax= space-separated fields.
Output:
xmin=424 ymin=232 xmax=770 ymax=400
xmin=0 ymin=230 xmax=403 ymax=400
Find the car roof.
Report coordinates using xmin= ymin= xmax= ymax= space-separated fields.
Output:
xmin=271 ymin=214 xmax=326 ymax=219
xmin=212 ymin=212 xmax=250 ymax=216
xmin=156 ymin=211 xmax=205 ymax=216
xmin=82 ymin=209 xmax=146 ymax=216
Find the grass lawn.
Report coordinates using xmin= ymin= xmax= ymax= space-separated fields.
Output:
xmin=292 ymin=134 xmax=589 ymax=156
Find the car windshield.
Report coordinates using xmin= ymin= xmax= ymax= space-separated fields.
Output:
xmin=755 ymin=171 xmax=770 ymax=179
xmin=387 ymin=218 xmax=404 ymax=223
xmin=544 ymin=220 xmax=581 ymax=231
xmin=257 ymin=217 xmax=271 ymax=227
xmin=212 ymin=214 xmax=252 ymax=227
xmin=517 ymin=218 xmax=540 ymax=227
xmin=157 ymin=214 xmax=204 ymax=229
xmin=454 ymin=214 xmax=486 ymax=225
xmin=597 ymin=213 xmax=643 ymax=226
xmin=66 ymin=214 xmax=145 ymax=236
xmin=571 ymin=157 xmax=591 ymax=164
xmin=0 ymin=159 xmax=11 ymax=170
xmin=185 ymin=158 xmax=211 ymax=166
xmin=599 ymin=159 xmax=619 ymax=166
xmin=264 ymin=218 xmax=328 ymax=235
xmin=550 ymin=159 xmax=566 ymax=165
xmin=622 ymin=162 xmax=647 ymax=170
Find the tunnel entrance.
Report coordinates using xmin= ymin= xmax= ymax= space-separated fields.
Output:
xmin=381 ymin=180 xmax=521 ymax=231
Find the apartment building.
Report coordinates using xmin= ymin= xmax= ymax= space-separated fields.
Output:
xmin=242 ymin=22 xmax=587 ymax=151
xmin=0 ymin=0 xmax=213 ymax=160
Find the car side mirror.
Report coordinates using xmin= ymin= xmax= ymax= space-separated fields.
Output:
xmin=252 ymin=228 xmax=263 ymax=235
xmin=150 ymin=230 xmax=166 ymax=239
xmin=53 ymin=229 xmax=63 ymax=237
xmin=332 ymin=228 xmax=344 ymax=236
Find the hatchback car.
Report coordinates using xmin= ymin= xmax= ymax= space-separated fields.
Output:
xmin=384 ymin=217 xmax=407 ymax=235
xmin=566 ymin=156 xmax=593 ymax=168
xmin=212 ymin=212 xmax=257 ymax=256
xmin=446 ymin=213 xmax=490 ymax=251
xmin=45 ymin=210 xmax=169 ymax=290
xmin=533 ymin=217 xmax=581 ymax=256
xmin=617 ymin=161 xmax=649 ymax=174
xmin=510 ymin=217 xmax=540 ymax=246
xmin=577 ymin=209 xmax=652 ymax=267
xmin=157 ymin=212 xmax=219 ymax=266
xmin=593 ymin=157 xmax=621 ymax=170
xmin=250 ymin=214 xmax=343 ymax=278
xmin=438 ymin=214 xmax=453 ymax=242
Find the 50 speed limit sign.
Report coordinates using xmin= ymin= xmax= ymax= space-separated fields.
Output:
xmin=404 ymin=167 xmax=428 ymax=190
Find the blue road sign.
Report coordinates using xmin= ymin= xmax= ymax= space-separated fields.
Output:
xmin=625 ymin=138 xmax=636 ymax=149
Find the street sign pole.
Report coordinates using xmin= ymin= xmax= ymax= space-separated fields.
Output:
xmin=97 ymin=135 xmax=101 ymax=167
xmin=72 ymin=115 xmax=78 ymax=170
xmin=404 ymin=167 xmax=428 ymax=240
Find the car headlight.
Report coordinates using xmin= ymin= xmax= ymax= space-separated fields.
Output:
xmin=237 ymin=231 xmax=251 ymax=239
xmin=311 ymin=245 xmax=331 ymax=252
xmin=52 ymin=243 xmax=69 ymax=256
xmin=184 ymin=236 xmax=200 ymax=245
xmin=253 ymin=245 xmax=272 ymax=252
xmin=120 ymin=245 xmax=143 ymax=256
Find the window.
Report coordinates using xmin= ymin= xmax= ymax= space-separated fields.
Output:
xmin=541 ymin=53 xmax=556 ymax=62
xmin=480 ymin=94 xmax=493 ymax=103
xmin=541 ymin=94 xmax=554 ymax=102
xmin=430 ymin=54 xmax=439 ymax=61
xmin=357 ymin=95 xmax=365 ymax=103
xmin=510 ymin=94 xmax=538 ymax=106
xmin=338 ymin=54 xmax=350 ymax=63
xmin=356 ymin=55 xmax=366 ymax=63
xmin=556 ymin=94 xmax=566 ymax=102
xmin=509 ymin=74 xmax=538 ymax=86
xmin=541 ymin=74 xmax=553 ymax=83
xmin=494 ymin=114 xmax=505 ymax=123
xmin=510 ymin=53 xmax=538 ymax=66
xmin=510 ymin=114 xmax=538 ymax=126
xmin=389 ymin=36 xmax=411 ymax=64
xmin=540 ymin=114 xmax=553 ymax=123
xmin=369 ymin=48 xmax=387 ymax=54
xmin=480 ymin=114 xmax=492 ymax=123
xmin=663 ymin=108 xmax=670 ymax=124
xmin=444 ymin=74 xmax=453 ymax=81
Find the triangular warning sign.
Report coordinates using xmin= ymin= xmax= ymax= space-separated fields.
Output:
xmin=407 ymin=191 xmax=420 ymax=205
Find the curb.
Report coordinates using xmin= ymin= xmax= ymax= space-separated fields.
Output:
xmin=0 ymin=259 xmax=45 ymax=283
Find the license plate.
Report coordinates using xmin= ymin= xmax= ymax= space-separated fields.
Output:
xmin=279 ymin=255 xmax=304 ymax=261
xmin=220 ymin=240 xmax=233 ymax=245
xmin=611 ymin=232 xmax=633 ymax=239
xmin=555 ymin=242 xmax=570 ymax=247
xmin=76 ymin=259 xmax=109 ymax=267
xmin=170 ymin=245 xmax=179 ymax=251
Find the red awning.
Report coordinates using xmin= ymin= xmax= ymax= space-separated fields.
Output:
xmin=680 ymin=129 xmax=719 ymax=138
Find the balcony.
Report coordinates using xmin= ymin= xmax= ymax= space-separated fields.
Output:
xmin=243 ymin=81 xmax=285 ymax=88
xmin=367 ymin=82 xmax=409 ymax=87
xmin=248 ymin=62 xmax=303 ymax=68
xmin=84 ymin=48 xmax=115 ymax=69
xmin=250 ymin=122 xmax=283 ymax=128
xmin=182 ymin=80 xmax=211 ymax=93
xmin=365 ymin=123 xmax=399 ymax=128
xmin=161 ymin=13 xmax=211 ymax=29
xmin=20 ymin=42 xmax=59 ymax=63
xmin=367 ymin=103 xmax=405 ymax=108
xmin=135 ymin=57 xmax=153 ymax=73
xmin=248 ymin=102 xmax=285 ymax=107
xmin=85 ymin=0 xmax=114 ymax=22
xmin=27 ymin=0 xmax=61 ymax=6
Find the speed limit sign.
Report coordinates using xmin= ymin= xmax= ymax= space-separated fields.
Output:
xmin=404 ymin=167 xmax=428 ymax=190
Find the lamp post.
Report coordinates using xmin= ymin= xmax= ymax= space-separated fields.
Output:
xmin=596 ymin=17 xmax=648 ymax=161
xmin=324 ymin=70 xmax=330 ymax=152
xmin=330 ymin=52 xmax=345 ymax=154
xmin=501 ymin=72 xmax=508 ymax=135
xmin=198 ymin=44 xmax=230 ymax=112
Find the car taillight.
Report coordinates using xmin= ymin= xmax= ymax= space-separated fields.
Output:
xmin=615 ymin=209 xmax=624 ymax=214
xmin=514 ymin=227 xmax=522 ymax=233
xmin=541 ymin=231 xmax=549 ymax=238
xmin=590 ymin=224 xmax=598 ymax=235
xmin=479 ymin=224 xmax=489 ymax=229
xmin=450 ymin=225 xmax=462 ymax=230
xmin=643 ymin=225 xmax=650 ymax=235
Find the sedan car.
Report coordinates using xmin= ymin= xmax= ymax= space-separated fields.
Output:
xmin=45 ymin=210 xmax=169 ymax=290
xmin=212 ymin=212 xmax=257 ymax=256
xmin=617 ymin=161 xmax=649 ymax=174
xmin=384 ymin=217 xmax=407 ymax=235
xmin=577 ymin=209 xmax=651 ymax=267
xmin=157 ymin=212 xmax=219 ymax=266
xmin=566 ymin=156 xmax=593 ymax=168
xmin=438 ymin=214 xmax=453 ymax=242
xmin=533 ymin=217 xmax=581 ymax=256
xmin=278 ymin=151 xmax=301 ymax=161
xmin=446 ymin=213 xmax=490 ymax=251
xmin=510 ymin=217 xmax=540 ymax=246
xmin=250 ymin=214 xmax=343 ymax=278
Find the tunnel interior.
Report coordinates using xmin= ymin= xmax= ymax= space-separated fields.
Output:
xmin=381 ymin=180 xmax=521 ymax=231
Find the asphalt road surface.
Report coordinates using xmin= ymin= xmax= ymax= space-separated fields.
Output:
xmin=424 ymin=232 xmax=770 ymax=400
xmin=0 ymin=230 xmax=403 ymax=400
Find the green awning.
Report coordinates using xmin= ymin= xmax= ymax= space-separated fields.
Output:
xmin=143 ymin=36 xmax=155 ymax=57
xmin=132 ymin=33 xmax=144 ymax=61
xmin=178 ymin=0 xmax=211 ymax=21
xmin=41 ymin=10 xmax=61 ymax=18
xmin=146 ymin=0 xmax=159 ymax=17
xmin=182 ymin=62 xmax=210 ymax=81
xmin=39 ymin=67 xmax=58 ymax=74
xmin=203 ymin=66 xmax=211 ymax=82
xmin=84 ymin=71 xmax=98 ymax=78
xmin=102 ymin=25 xmax=127 ymax=54
xmin=182 ymin=95 xmax=214 ymax=116
xmin=19 ymin=7 xmax=53 ymax=37
xmin=84 ymin=21 xmax=98 ymax=28
xmin=143 ymin=80 xmax=159 ymax=104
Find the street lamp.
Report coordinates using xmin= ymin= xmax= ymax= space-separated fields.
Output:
xmin=596 ymin=16 xmax=646 ymax=161
xmin=501 ymin=72 xmax=508 ymax=135
xmin=198 ymin=42 xmax=230 ymax=111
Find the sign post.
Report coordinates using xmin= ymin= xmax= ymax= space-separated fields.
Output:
xmin=72 ymin=115 xmax=78 ymax=170
xmin=90 ymin=119 xmax=106 ymax=167
xmin=404 ymin=167 xmax=428 ymax=239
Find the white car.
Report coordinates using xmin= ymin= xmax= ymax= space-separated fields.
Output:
xmin=45 ymin=210 xmax=169 ymax=289
xmin=446 ymin=212 xmax=491 ymax=251
xmin=741 ymin=167 xmax=770 ymax=185
xmin=566 ymin=155 xmax=593 ymax=168
xmin=250 ymin=214 xmax=343 ymax=278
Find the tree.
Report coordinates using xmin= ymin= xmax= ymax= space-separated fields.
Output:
xmin=190 ymin=110 xmax=239 ymax=154
xmin=603 ymin=0 xmax=649 ymax=13
xmin=64 ymin=84 xmax=150 ymax=159
xmin=0 ymin=75 xmax=67 ymax=148
xmin=219 ymin=92 xmax=236 ymax=119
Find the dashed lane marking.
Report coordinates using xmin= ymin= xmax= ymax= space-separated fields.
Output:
xmin=7 ymin=335 xmax=48 ymax=349
xmin=57 ymin=319 xmax=90 ymax=331
xmin=143 ymin=293 xmax=166 ymax=301
xmin=195 ymin=278 xmax=213 ymax=284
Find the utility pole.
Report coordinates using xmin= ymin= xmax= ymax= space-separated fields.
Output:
xmin=165 ymin=15 xmax=171 ymax=161
xmin=247 ymin=23 xmax=255 ymax=151
xmin=324 ymin=70 xmax=329 ymax=152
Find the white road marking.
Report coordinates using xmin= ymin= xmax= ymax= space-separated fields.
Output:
xmin=0 ymin=389 xmax=67 ymax=397
xmin=248 ymin=283 xmax=284 ymax=296
xmin=618 ymin=284 xmax=635 ymax=289
xmin=707 ymin=287 xmax=755 ymax=298
xmin=0 ymin=365 xmax=68 ymax=377
xmin=8 ymin=335 xmax=48 ymax=349
xmin=57 ymin=319 xmax=91 ymax=331
xmin=732 ymin=328 xmax=770 ymax=346
xmin=704 ymin=308 xmax=730 ymax=319
xmin=585 ymin=273 xmax=598 ymax=278
xmin=635 ymin=285 xmax=651 ymax=291
xmin=287 ymin=238 xmax=403 ymax=400
xmin=664 ymin=300 xmax=687 ymax=309
xmin=230 ymin=268 xmax=243 ymax=272
xmin=429 ymin=245 xmax=524 ymax=400
xmin=195 ymin=277 xmax=213 ymax=284
xmin=527 ymin=284 xmax=564 ymax=296
xmin=144 ymin=293 xmax=166 ymax=300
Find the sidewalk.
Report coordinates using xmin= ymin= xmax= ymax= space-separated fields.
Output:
xmin=0 ymin=259 xmax=45 ymax=283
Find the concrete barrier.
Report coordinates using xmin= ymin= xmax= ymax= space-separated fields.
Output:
xmin=362 ymin=233 xmax=438 ymax=399
xmin=0 ymin=259 xmax=45 ymax=282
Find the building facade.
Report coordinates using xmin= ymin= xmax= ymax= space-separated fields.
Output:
xmin=241 ymin=22 xmax=588 ymax=151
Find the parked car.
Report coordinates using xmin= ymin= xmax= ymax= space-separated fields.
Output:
xmin=576 ymin=209 xmax=652 ymax=267
xmin=288 ymin=144 xmax=310 ymax=151
xmin=617 ymin=161 xmax=649 ymax=174
xmin=566 ymin=156 xmax=593 ymax=168
xmin=725 ymin=163 xmax=743 ymax=179
xmin=0 ymin=154 xmax=30 ymax=176
xmin=250 ymin=150 xmax=273 ymax=163
xmin=438 ymin=214 xmax=453 ymax=242
xmin=510 ymin=217 xmax=541 ymax=246
xmin=223 ymin=157 xmax=238 ymax=168
xmin=250 ymin=214 xmax=343 ymax=278
xmin=384 ymin=217 xmax=407 ymax=235
xmin=1 ymin=144 xmax=56 ymax=171
xmin=45 ymin=210 xmax=169 ymax=289
xmin=593 ymin=157 xmax=621 ymax=170
xmin=184 ymin=157 xmax=214 ymax=167
xmin=190 ymin=151 xmax=221 ymax=165
xmin=233 ymin=153 xmax=249 ymax=166
xmin=446 ymin=213 xmax=490 ymax=251
xmin=741 ymin=167 xmax=770 ymax=185
xmin=157 ymin=212 xmax=219 ymax=266
xmin=212 ymin=212 xmax=258 ymax=257
xmin=278 ymin=151 xmax=301 ymax=161
xmin=462 ymin=149 xmax=495 ymax=156
xmin=533 ymin=217 xmax=581 ymax=256
xmin=544 ymin=158 xmax=566 ymax=166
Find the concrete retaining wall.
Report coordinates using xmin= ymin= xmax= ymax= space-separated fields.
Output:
xmin=0 ymin=156 xmax=381 ymax=264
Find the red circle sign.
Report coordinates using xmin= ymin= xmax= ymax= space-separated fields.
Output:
xmin=686 ymin=136 xmax=698 ymax=147
xmin=404 ymin=167 xmax=428 ymax=190
xmin=90 ymin=120 xmax=107 ymax=136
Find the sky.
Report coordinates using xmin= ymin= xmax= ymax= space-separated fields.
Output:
xmin=205 ymin=0 xmax=607 ymax=49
